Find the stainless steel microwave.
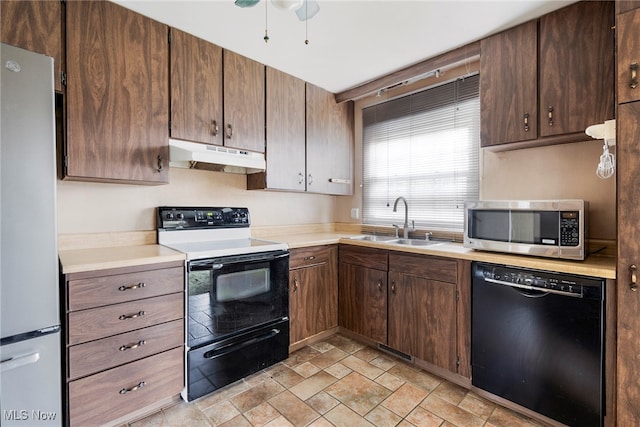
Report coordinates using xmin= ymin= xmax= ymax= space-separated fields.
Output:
xmin=464 ymin=200 xmax=587 ymax=260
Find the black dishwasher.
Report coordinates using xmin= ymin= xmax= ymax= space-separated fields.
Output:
xmin=471 ymin=262 xmax=604 ymax=427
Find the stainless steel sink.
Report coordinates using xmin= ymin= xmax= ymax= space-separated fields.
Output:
xmin=388 ymin=238 xmax=444 ymax=246
xmin=349 ymin=235 xmax=397 ymax=242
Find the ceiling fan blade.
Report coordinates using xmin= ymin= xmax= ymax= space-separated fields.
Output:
xmin=235 ymin=0 xmax=261 ymax=8
xmin=295 ymin=0 xmax=319 ymax=21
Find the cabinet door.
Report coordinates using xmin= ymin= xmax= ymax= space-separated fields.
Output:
xmin=617 ymin=8 xmax=640 ymax=104
xmin=65 ymin=1 xmax=169 ymax=184
xmin=223 ymin=50 xmax=265 ymax=153
xmin=616 ymin=101 xmax=640 ymax=425
xmin=480 ymin=21 xmax=537 ymax=147
xmin=339 ymin=263 xmax=387 ymax=343
xmin=1 ymin=0 xmax=64 ymax=92
xmin=306 ymin=83 xmax=354 ymax=195
xmin=170 ymin=29 xmax=223 ymax=146
xmin=388 ymin=271 xmax=416 ymax=356
xmin=290 ymin=263 xmax=336 ymax=343
xmin=264 ymin=67 xmax=306 ymax=190
xmin=539 ymin=1 xmax=614 ymax=137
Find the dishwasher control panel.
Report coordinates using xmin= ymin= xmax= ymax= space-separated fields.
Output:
xmin=477 ymin=263 xmax=603 ymax=299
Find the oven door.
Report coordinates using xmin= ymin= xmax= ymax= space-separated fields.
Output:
xmin=187 ymin=250 xmax=289 ymax=348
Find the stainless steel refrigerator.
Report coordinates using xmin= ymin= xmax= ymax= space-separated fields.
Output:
xmin=1 ymin=43 xmax=62 ymax=426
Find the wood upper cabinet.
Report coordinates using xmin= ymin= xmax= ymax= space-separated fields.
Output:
xmin=338 ymin=245 xmax=388 ymax=343
xmin=65 ymin=0 xmax=169 ymax=184
xmin=388 ymin=254 xmax=458 ymax=373
xmin=248 ymin=67 xmax=306 ymax=191
xmin=538 ymin=0 xmax=614 ymax=138
xmin=289 ymin=246 xmax=338 ymax=345
xmin=480 ymin=1 xmax=614 ymax=149
xmin=306 ymin=83 xmax=354 ymax=195
xmin=170 ymin=29 xmax=223 ymax=146
xmin=223 ymin=50 xmax=265 ymax=153
xmin=616 ymin=102 xmax=640 ymax=425
xmin=617 ymin=8 xmax=640 ymax=104
xmin=0 ymin=0 xmax=64 ymax=92
xmin=480 ymin=21 xmax=537 ymax=147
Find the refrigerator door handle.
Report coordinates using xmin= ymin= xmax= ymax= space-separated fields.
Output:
xmin=0 ymin=351 xmax=40 ymax=373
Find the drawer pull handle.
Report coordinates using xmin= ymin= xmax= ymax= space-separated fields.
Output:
xmin=119 ymin=282 xmax=146 ymax=291
xmin=630 ymin=63 xmax=638 ymax=90
xmin=523 ymin=113 xmax=529 ymax=132
xmin=119 ymin=311 xmax=145 ymax=320
xmin=303 ymin=255 xmax=316 ymax=261
xmin=631 ymin=264 xmax=638 ymax=292
xmin=211 ymin=119 xmax=219 ymax=136
xmin=391 ymin=281 xmax=396 ymax=294
xmin=547 ymin=106 xmax=554 ymax=126
xmin=119 ymin=340 xmax=146 ymax=351
xmin=293 ymin=277 xmax=299 ymax=293
xmin=119 ymin=381 xmax=145 ymax=395
xmin=378 ymin=280 xmax=383 ymax=291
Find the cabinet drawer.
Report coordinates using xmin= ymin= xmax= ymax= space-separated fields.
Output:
xmin=68 ymin=319 xmax=184 ymax=380
xmin=339 ymin=245 xmax=388 ymax=271
xmin=68 ymin=267 xmax=184 ymax=311
xmin=290 ymin=245 xmax=332 ymax=269
xmin=68 ymin=293 xmax=183 ymax=345
xmin=389 ymin=253 xmax=457 ymax=284
xmin=68 ymin=347 xmax=183 ymax=427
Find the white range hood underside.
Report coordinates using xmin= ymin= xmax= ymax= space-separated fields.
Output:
xmin=169 ymin=139 xmax=265 ymax=174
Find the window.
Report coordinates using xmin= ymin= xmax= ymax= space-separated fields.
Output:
xmin=362 ymin=74 xmax=480 ymax=232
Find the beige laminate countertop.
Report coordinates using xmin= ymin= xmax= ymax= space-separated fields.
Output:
xmin=274 ymin=232 xmax=617 ymax=280
xmin=59 ymin=244 xmax=185 ymax=274
xmin=58 ymin=232 xmax=616 ymax=279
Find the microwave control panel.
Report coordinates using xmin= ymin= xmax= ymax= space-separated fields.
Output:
xmin=559 ymin=211 xmax=580 ymax=247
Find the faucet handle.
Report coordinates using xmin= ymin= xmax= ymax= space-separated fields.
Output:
xmin=392 ymin=224 xmax=400 ymax=238
xmin=411 ymin=220 xmax=415 ymax=231
xmin=425 ymin=232 xmax=433 ymax=241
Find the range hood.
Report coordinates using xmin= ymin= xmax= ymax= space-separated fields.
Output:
xmin=169 ymin=139 xmax=265 ymax=174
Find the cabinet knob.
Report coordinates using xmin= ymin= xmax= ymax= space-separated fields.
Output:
xmin=211 ymin=120 xmax=219 ymax=136
xmin=378 ymin=280 xmax=383 ymax=291
xmin=298 ymin=172 xmax=304 ymax=185
xmin=226 ymin=124 xmax=233 ymax=139
xmin=547 ymin=106 xmax=554 ymax=126
xmin=630 ymin=63 xmax=638 ymax=90
xmin=293 ymin=277 xmax=299 ymax=292
xmin=391 ymin=281 xmax=396 ymax=294
xmin=631 ymin=264 xmax=638 ymax=292
xmin=156 ymin=155 xmax=164 ymax=172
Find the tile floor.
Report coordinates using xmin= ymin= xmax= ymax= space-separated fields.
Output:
xmin=130 ymin=334 xmax=545 ymax=427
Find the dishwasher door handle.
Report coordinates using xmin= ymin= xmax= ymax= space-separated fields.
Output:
xmin=484 ymin=277 xmax=583 ymax=298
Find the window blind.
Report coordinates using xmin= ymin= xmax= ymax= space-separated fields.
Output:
xmin=362 ymin=74 xmax=480 ymax=232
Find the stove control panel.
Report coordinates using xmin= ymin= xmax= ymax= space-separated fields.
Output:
xmin=158 ymin=207 xmax=250 ymax=230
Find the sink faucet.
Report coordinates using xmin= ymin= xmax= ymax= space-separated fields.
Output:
xmin=393 ymin=196 xmax=414 ymax=239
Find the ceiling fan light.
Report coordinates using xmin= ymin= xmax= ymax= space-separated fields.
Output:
xmin=271 ymin=0 xmax=304 ymax=11
xmin=295 ymin=0 xmax=320 ymax=21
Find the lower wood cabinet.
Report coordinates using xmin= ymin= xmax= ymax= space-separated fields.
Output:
xmin=337 ymin=244 xmax=471 ymax=379
xmin=338 ymin=245 xmax=388 ymax=344
xmin=388 ymin=253 xmax=458 ymax=372
xmin=64 ymin=260 xmax=185 ymax=426
xmin=289 ymin=245 xmax=338 ymax=345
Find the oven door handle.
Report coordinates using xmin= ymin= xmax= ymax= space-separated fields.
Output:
xmin=202 ymin=328 xmax=282 ymax=360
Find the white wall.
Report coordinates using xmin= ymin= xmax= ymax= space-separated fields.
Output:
xmin=57 ymin=167 xmax=336 ymax=234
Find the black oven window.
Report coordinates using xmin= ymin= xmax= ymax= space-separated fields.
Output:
xmin=216 ymin=268 xmax=270 ymax=302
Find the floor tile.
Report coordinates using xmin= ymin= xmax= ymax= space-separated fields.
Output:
xmin=323 ymin=362 xmax=352 ymax=379
xmin=324 ymin=404 xmax=376 ymax=427
xmin=364 ymin=405 xmax=402 ymax=427
xmin=243 ymin=402 xmax=280 ymax=427
xmin=219 ymin=414 xmax=252 ymax=427
xmin=404 ymin=406 xmax=444 ymax=427
xmin=375 ymin=372 xmax=406 ymax=392
xmin=340 ymin=355 xmax=385 ymax=380
xmin=262 ymin=415 xmax=295 ymax=427
xmin=305 ymin=391 xmax=340 ymax=414
xmin=202 ymin=399 xmax=240 ymax=425
xmin=381 ymin=382 xmax=429 ymax=417
xmin=268 ymin=390 xmax=320 ymax=426
xmin=309 ymin=347 xmax=349 ymax=369
xmin=387 ymin=364 xmax=441 ymax=392
xmin=230 ymin=379 xmax=286 ymax=413
xmin=162 ymin=401 xmax=212 ymax=427
xmin=420 ymin=394 xmax=485 ymax=427
xmin=324 ymin=335 xmax=366 ymax=354
xmin=325 ymin=372 xmax=392 ymax=415
xmin=431 ymin=381 xmax=468 ymax=406
xmin=268 ymin=364 xmax=306 ymax=389
xmin=457 ymin=392 xmax=496 ymax=420
xmin=283 ymin=346 xmax=321 ymax=367
xmin=288 ymin=370 xmax=338 ymax=401
xmin=292 ymin=361 xmax=321 ymax=378
xmin=487 ymin=407 xmax=545 ymax=427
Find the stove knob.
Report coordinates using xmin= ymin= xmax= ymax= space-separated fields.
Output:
xmin=176 ymin=213 xmax=184 ymax=220
xmin=165 ymin=212 xmax=174 ymax=220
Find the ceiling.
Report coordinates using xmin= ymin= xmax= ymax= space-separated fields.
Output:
xmin=114 ymin=0 xmax=576 ymax=95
